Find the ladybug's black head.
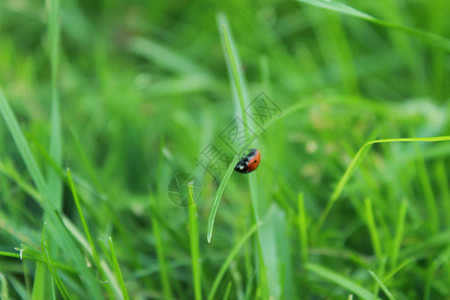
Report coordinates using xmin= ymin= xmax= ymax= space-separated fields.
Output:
xmin=234 ymin=149 xmax=259 ymax=174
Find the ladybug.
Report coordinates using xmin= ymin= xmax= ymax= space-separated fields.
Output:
xmin=234 ymin=149 xmax=261 ymax=173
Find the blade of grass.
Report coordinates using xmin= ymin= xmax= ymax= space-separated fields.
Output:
xmin=0 ymin=89 xmax=51 ymax=206
xmin=7 ymin=275 xmax=29 ymax=300
xmin=383 ymin=259 xmax=412 ymax=283
xmin=415 ymin=146 xmax=438 ymax=233
xmin=229 ymin=263 xmax=244 ymax=300
xmin=41 ymin=223 xmax=71 ymax=300
xmin=22 ymin=253 xmax=32 ymax=299
xmin=368 ymin=270 xmax=396 ymax=300
xmin=222 ymin=282 xmax=232 ymax=300
xmin=66 ymin=169 xmax=100 ymax=269
xmin=218 ymin=13 xmax=249 ymax=129
xmin=70 ymin=128 xmax=103 ymax=193
xmin=207 ymin=210 xmax=273 ymax=300
xmin=390 ymin=199 xmax=408 ymax=268
xmin=31 ymin=263 xmax=52 ymax=300
xmin=218 ymin=14 xmax=274 ymax=298
xmin=306 ymin=263 xmax=380 ymax=300
xmin=188 ymin=184 xmax=202 ymax=300
xmin=314 ymin=135 xmax=450 ymax=235
xmin=128 ymin=36 xmax=210 ymax=76
xmin=364 ymin=198 xmax=382 ymax=260
xmin=61 ymin=217 xmax=119 ymax=299
xmin=108 ymin=237 xmax=130 ymax=300
xmin=0 ymin=250 xmax=76 ymax=274
xmin=435 ymin=161 xmax=450 ymax=228
xmin=150 ymin=195 xmax=173 ymax=300
xmin=47 ymin=0 xmax=63 ymax=210
xmin=295 ymin=0 xmax=450 ymax=52
xmin=298 ymin=193 xmax=309 ymax=265
xmin=248 ymin=173 xmax=270 ymax=299
xmin=206 ymin=154 xmax=240 ymax=243
xmin=65 ymin=167 xmax=119 ymax=298
xmin=373 ymin=258 xmax=387 ymax=297
xmin=0 ymin=159 xmax=43 ymax=205
xmin=0 ymin=273 xmax=8 ymax=300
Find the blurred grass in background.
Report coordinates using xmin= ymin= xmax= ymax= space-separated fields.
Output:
xmin=0 ymin=0 xmax=449 ymax=299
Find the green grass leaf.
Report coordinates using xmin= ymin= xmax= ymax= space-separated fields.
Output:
xmin=306 ymin=263 xmax=380 ymax=299
xmin=364 ymin=198 xmax=383 ymax=260
xmin=47 ymin=0 xmax=63 ymax=210
xmin=390 ymin=199 xmax=408 ymax=268
xmin=206 ymin=155 xmax=241 ymax=243
xmin=295 ymin=0 xmax=450 ymax=52
xmin=298 ymin=193 xmax=309 ymax=264
xmin=0 ymin=273 xmax=8 ymax=300
xmin=188 ymin=184 xmax=202 ymax=300
xmin=368 ymin=270 xmax=396 ymax=300
xmin=315 ymin=135 xmax=450 ymax=234
xmin=150 ymin=195 xmax=174 ymax=300
xmin=66 ymin=169 xmax=99 ymax=268
xmin=108 ymin=237 xmax=130 ymax=300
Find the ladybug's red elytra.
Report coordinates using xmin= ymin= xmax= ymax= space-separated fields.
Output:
xmin=234 ymin=149 xmax=261 ymax=174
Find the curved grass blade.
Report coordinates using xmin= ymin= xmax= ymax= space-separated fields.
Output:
xmin=206 ymin=154 xmax=241 ymax=243
xmin=295 ymin=0 xmax=450 ymax=52
xmin=315 ymin=136 xmax=450 ymax=235
xmin=108 ymin=237 xmax=130 ymax=300
xmin=306 ymin=264 xmax=380 ymax=300
xmin=368 ymin=270 xmax=396 ymax=300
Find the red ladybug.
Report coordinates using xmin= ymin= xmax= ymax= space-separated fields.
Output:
xmin=234 ymin=149 xmax=261 ymax=173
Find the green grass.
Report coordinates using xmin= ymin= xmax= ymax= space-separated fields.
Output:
xmin=1 ymin=0 xmax=450 ymax=299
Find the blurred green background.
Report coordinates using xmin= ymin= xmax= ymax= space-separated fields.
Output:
xmin=0 ymin=0 xmax=449 ymax=299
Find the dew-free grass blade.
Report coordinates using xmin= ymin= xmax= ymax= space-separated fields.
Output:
xmin=41 ymin=224 xmax=71 ymax=300
xmin=128 ymin=37 xmax=210 ymax=76
xmin=222 ymin=282 xmax=232 ymax=300
xmin=306 ymin=264 xmax=380 ymax=300
xmin=218 ymin=13 xmax=249 ymax=125
xmin=218 ymin=17 xmax=275 ymax=298
xmin=315 ymin=135 xmax=450 ymax=234
xmin=368 ymin=270 xmax=396 ymax=300
xmin=31 ymin=263 xmax=52 ymax=300
xmin=188 ymin=184 xmax=202 ymax=300
xmin=365 ymin=198 xmax=382 ymax=260
xmin=206 ymin=154 xmax=241 ymax=243
xmin=298 ymin=193 xmax=309 ymax=264
xmin=47 ymin=0 xmax=63 ymax=210
xmin=150 ymin=195 xmax=174 ymax=300
xmin=66 ymin=169 xmax=99 ymax=268
xmin=295 ymin=0 xmax=450 ymax=52
xmin=390 ymin=199 xmax=408 ymax=268
xmin=108 ymin=237 xmax=130 ymax=300
xmin=0 ymin=273 xmax=8 ymax=300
